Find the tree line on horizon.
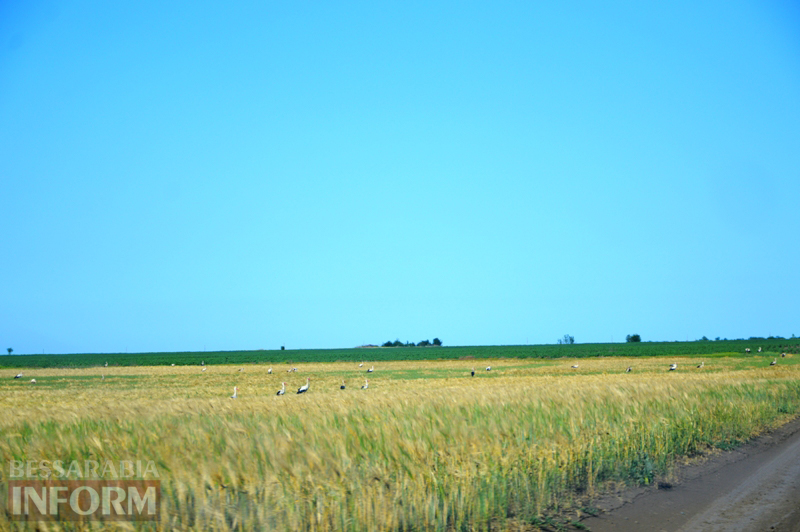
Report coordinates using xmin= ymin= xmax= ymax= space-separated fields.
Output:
xmin=382 ymin=338 xmax=442 ymax=348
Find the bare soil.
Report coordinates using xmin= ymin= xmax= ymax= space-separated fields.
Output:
xmin=582 ymin=416 xmax=800 ymax=532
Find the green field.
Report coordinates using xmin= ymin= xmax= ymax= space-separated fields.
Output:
xmin=1 ymin=338 xmax=797 ymax=368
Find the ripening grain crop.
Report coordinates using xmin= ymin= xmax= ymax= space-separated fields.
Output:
xmin=1 ymin=356 xmax=798 ymax=531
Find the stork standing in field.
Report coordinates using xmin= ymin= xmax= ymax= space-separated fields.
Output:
xmin=367 ymin=366 xmax=374 ymax=373
xmin=770 ymin=359 xmax=777 ymax=366
xmin=758 ymin=347 xmax=762 ymax=353
xmin=105 ymin=361 xmax=108 ymax=367
xmin=625 ymin=367 xmax=632 ymax=373
xmin=171 ymin=363 xmax=175 ymax=366
xmin=471 ymin=368 xmax=475 ymax=377
xmin=202 ymin=361 xmax=205 ymax=366
xmin=697 ymin=361 xmax=705 ymax=369
xmin=297 ymin=377 xmax=310 ymax=394
xmin=359 ymin=362 xmax=364 ymax=368
xmin=14 ymin=373 xmax=22 ymax=379
xmin=361 ymin=379 xmax=369 ymax=389
xmin=782 ymin=353 xmax=787 ymax=358
xmin=486 ymin=366 xmax=491 ymax=372
xmin=340 ymin=380 xmax=346 ymax=390
xmin=276 ymin=382 xmax=286 ymax=395
xmin=202 ymin=367 xmax=207 ymax=372
xmin=102 ymin=375 xmax=105 ymax=380
xmin=30 ymin=379 xmax=36 ymax=384
xmin=571 ymin=364 xmax=579 ymax=369
xmin=268 ymin=367 xmax=272 ymax=374
xmin=669 ymin=363 xmax=678 ymax=371
xmin=230 ymin=386 xmax=238 ymax=399
xmin=745 ymin=348 xmax=751 ymax=353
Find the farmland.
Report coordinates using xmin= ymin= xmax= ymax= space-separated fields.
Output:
xmin=2 ymin=351 xmax=800 ymax=531
xmin=1 ymin=337 xmax=798 ymax=368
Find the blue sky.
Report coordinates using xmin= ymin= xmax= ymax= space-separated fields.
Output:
xmin=2 ymin=1 xmax=799 ymax=354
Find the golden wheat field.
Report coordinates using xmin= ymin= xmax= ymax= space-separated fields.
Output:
xmin=2 ymin=355 xmax=799 ymax=531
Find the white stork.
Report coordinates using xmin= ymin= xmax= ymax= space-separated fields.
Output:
xmin=340 ymin=380 xmax=346 ymax=390
xmin=268 ymin=367 xmax=273 ymax=374
xmin=276 ymin=382 xmax=286 ymax=395
xmin=486 ymin=366 xmax=491 ymax=372
xmin=361 ymin=379 xmax=369 ymax=389
xmin=230 ymin=386 xmax=238 ymax=399
xmin=697 ymin=361 xmax=704 ymax=369
xmin=202 ymin=361 xmax=205 ymax=366
xmin=781 ymin=353 xmax=787 ymax=358
xmin=745 ymin=348 xmax=751 ymax=353
xmin=171 ymin=363 xmax=175 ymax=366
xmin=669 ymin=363 xmax=677 ymax=371
xmin=571 ymin=364 xmax=579 ymax=369
xmin=367 ymin=366 xmax=374 ymax=373
xmin=770 ymin=359 xmax=777 ymax=366
xmin=625 ymin=366 xmax=632 ymax=373
xmin=297 ymin=377 xmax=310 ymax=394
xmin=359 ymin=362 xmax=364 ymax=368
xmin=758 ymin=347 xmax=762 ymax=353
xmin=471 ymin=368 xmax=475 ymax=377
xmin=104 ymin=361 xmax=108 ymax=367
xmin=14 ymin=372 xmax=22 ymax=379
xmin=202 ymin=367 xmax=207 ymax=372
xmin=30 ymin=379 xmax=36 ymax=384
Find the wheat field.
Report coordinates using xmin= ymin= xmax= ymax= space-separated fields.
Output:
xmin=2 ymin=355 xmax=799 ymax=531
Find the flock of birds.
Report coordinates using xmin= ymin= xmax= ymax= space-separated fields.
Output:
xmin=11 ymin=350 xmax=791 ymax=392
xmin=228 ymin=362 xmax=375 ymax=399
xmin=461 ymin=353 xmax=787 ymax=379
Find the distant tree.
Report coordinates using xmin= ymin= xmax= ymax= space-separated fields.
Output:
xmin=281 ymin=345 xmax=285 ymax=351
xmin=626 ymin=334 xmax=641 ymax=343
xmin=382 ymin=340 xmax=393 ymax=347
xmin=6 ymin=348 xmax=11 ymax=355
xmin=417 ymin=340 xmax=430 ymax=347
xmin=557 ymin=335 xmax=575 ymax=345
xmin=392 ymin=339 xmax=404 ymax=347
xmin=700 ymin=336 xmax=709 ymax=341
xmin=432 ymin=338 xmax=442 ymax=346
xmin=715 ymin=337 xmax=721 ymax=341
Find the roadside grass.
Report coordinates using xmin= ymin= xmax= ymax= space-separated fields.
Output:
xmin=1 ymin=357 xmax=799 ymax=530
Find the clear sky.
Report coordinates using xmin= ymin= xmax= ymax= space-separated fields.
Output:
xmin=1 ymin=1 xmax=799 ymax=354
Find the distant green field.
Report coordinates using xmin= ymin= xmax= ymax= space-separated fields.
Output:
xmin=1 ymin=338 xmax=797 ymax=368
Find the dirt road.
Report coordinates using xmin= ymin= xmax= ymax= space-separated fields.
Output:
xmin=582 ymin=416 xmax=800 ymax=532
